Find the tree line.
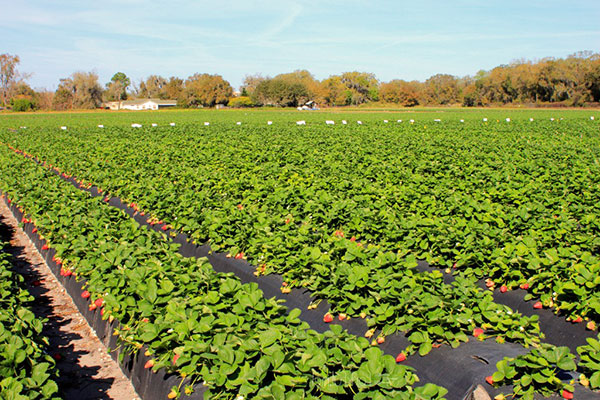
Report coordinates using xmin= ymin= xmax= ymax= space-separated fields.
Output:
xmin=1 ymin=51 xmax=599 ymax=111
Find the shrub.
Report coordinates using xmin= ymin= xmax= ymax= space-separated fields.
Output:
xmin=228 ymin=96 xmax=254 ymax=108
xmin=11 ymin=98 xmax=34 ymax=112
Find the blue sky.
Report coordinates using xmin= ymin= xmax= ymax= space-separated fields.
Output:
xmin=1 ymin=0 xmax=599 ymax=91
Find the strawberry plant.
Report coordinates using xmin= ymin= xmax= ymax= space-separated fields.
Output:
xmin=0 ymin=241 xmax=60 ymax=399
xmin=487 ymin=344 xmax=576 ymax=400
xmin=577 ymin=334 xmax=600 ymax=389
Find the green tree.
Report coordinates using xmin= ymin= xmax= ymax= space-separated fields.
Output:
xmin=105 ymin=72 xmax=130 ymax=101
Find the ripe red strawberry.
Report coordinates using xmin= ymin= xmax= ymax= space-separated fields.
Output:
xmin=172 ymin=354 xmax=180 ymax=365
xmin=81 ymin=290 xmax=90 ymax=299
xmin=520 ymin=283 xmax=530 ymax=290
xmin=161 ymin=225 xmax=169 ymax=231
xmin=572 ymin=316 xmax=583 ymax=323
xmin=533 ymin=301 xmax=543 ymax=309
xmin=323 ymin=313 xmax=334 ymax=323
xmin=587 ymin=321 xmax=597 ymax=331
xmin=334 ymin=230 xmax=344 ymax=238
xmin=350 ymin=236 xmax=356 ymax=242
xmin=236 ymin=204 xmax=244 ymax=210
xmin=94 ymin=298 xmax=104 ymax=307
xmin=485 ymin=279 xmax=494 ymax=288
xmin=285 ymin=218 xmax=291 ymax=224
xmin=63 ymin=269 xmax=72 ymax=277
xmin=100 ymin=308 xmax=105 ymax=316
xmin=103 ymin=197 xmax=110 ymax=202
xmin=338 ymin=314 xmax=347 ymax=321
xmin=485 ymin=376 xmax=494 ymax=385
xmin=42 ymin=244 xmax=49 ymax=250
xmin=235 ymin=252 xmax=244 ymax=259
xmin=500 ymin=285 xmax=508 ymax=293
xmin=89 ymin=303 xmax=97 ymax=311
xmin=376 ymin=337 xmax=385 ymax=344
xmin=562 ymin=390 xmax=573 ymax=400
xmin=395 ymin=353 xmax=406 ymax=362
xmin=144 ymin=359 xmax=154 ymax=369
xmin=473 ymin=328 xmax=484 ymax=337
xmin=142 ymin=318 xmax=150 ymax=323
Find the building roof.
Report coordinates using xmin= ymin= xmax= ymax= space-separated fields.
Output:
xmin=106 ymin=99 xmax=177 ymax=106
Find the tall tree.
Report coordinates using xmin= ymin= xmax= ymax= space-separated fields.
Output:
xmin=321 ymin=76 xmax=351 ymax=106
xmin=251 ymin=78 xmax=309 ymax=107
xmin=240 ymin=74 xmax=266 ymax=97
xmin=340 ymin=72 xmax=379 ymax=105
xmin=165 ymin=77 xmax=184 ymax=100
xmin=380 ymin=80 xmax=420 ymax=106
xmin=105 ymin=72 xmax=130 ymax=101
xmin=181 ymin=73 xmax=233 ymax=107
xmin=0 ymin=53 xmax=24 ymax=106
xmin=53 ymin=72 xmax=103 ymax=110
xmin=137 ymin=75 xmax=168 ymax=99
xmin=422 ymin=74 xmax=461 ymax=105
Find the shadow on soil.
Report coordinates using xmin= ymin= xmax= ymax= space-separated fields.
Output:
xmin=0 ymin=215 xmax=116 ymax=400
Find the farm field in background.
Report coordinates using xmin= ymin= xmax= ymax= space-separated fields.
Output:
xmin=1 ymin=108 xmax=599 ymax=398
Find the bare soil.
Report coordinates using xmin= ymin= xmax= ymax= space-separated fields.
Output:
xmin=0 ymin=199 xmax=140 ymax=400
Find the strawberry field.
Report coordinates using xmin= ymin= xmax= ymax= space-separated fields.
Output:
xmin=0 ymin=108 xmax=599 ymax=399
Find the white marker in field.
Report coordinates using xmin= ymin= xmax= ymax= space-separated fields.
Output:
xmin=98 ymin=124 xmax=104 ymax=128
xmin=550 ymin=118 xmax=555 ymax=121
xmin=296 ymin=120 xmax=306 ymax=125
xmin=460 ymin=119 xmax=464 ymax=123
xmin=170 ymin=122 xmax=176 ymax=126
xmin=61 ymin=126 xmax=67 ymax=130
xmin=409 ymin=119 xmax=414 ymax=123
xmin=20 ymin=126 xmax=27 ymax=129
xmin=434 ymin=119 xmax=441 ymax=122
xmin=152 ymin=123 xmax=158 ymax=127
xmin=591 ymin=116 xmax=595 ymax=120
xmin=397 ymin=120 xmax=402 ymax=123
xmin=267 ymin=121 xmax=273 ymax=125
xmin=204 ymin=122 xmax=210 ymax=126
xmin=236 ymin=122 xmax=241 ymax=125
xmin=357 ymin=121 xmax=362 ymax=125
xmin=483 ymin=118 xmax=488 ymax=122
xmin=325 ymin=120 xmax=335 ymax=125
xmin=342 ymin=120 xmax=347 ymax=125
xmin=530 ymin=118 xmax=534 ymax=122
xmin=384 ymin=120 xmax=388 ymax=123
xmin=131 ymin=123 xmax=142 ymax=128
xmin=506 ymin=118 xmax=511 ymax=122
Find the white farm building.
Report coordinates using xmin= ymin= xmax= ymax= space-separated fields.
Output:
xmin=105 ymin=99 xmax=177 ymax=111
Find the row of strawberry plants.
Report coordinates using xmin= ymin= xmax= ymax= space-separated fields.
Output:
xmin=0 ymin=239 xmax=60 ymax=399
xmin=485 ymin=335 xmax=600 ymax=399
xmin=3 ymin=140 xmax=545 ymax=357
xmin=0 ymin=144 xmax=448 ymax=399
